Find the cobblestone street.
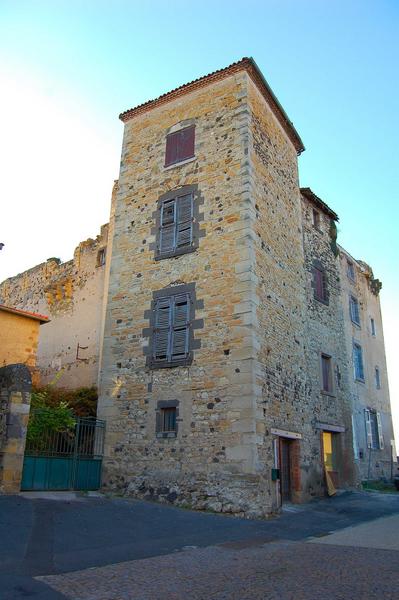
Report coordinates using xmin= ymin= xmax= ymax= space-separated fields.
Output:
xmin=1 ymin=491 xmax=398 ymax=599
xmin=39 ymin=535 xmax=399 ymax=600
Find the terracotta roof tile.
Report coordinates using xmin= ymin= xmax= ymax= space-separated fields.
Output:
xmin=119 ymin=57 xmax=305 ymax=155
xmin=0 ymin=304 xmax=50 ymax=323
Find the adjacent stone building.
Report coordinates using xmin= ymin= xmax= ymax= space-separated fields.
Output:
xmin=0 ymin=58 xmax=395 ymax=511
xmin=339 ymin=248 xmax=395 ymax=480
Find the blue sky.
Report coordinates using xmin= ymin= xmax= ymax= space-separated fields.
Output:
xmin=1 ymin=0 xmax=398 ymax=440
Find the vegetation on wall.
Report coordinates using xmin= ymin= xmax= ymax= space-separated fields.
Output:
xmin=26 ymin=386 xmax=98 ymax=449
xmin=31 ymin=385 xmax=98 ymax=417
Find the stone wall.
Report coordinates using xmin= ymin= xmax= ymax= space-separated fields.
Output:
xmin=300 ymin=195 xmax=357 ymax=494
xmin=247 ymin=78 xmax=309 ymax=510
xmin=339 ymin=248 xmax=396 ymax=479
xmin=0 ymin=364 xmax=31 ymax=494
xmin=98 ymin=71 xmax=280 ymax=517
xmin=0 ymin=224 xmax=109 ymax=389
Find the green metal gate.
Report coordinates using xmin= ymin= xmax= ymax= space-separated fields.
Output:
xmin=21 ymin=417 xmax=105 ymax=491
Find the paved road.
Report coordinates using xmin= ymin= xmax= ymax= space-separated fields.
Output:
xmin=1 ymin=490 xmax=398 ymax=599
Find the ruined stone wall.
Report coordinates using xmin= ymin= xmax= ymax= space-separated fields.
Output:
xmin=98 ymin=72 xmax=276 ymax=517
xmin=300 ymin=199 xmax=358 ymax=495
xmin=0 ymin=364 xmax=31 ymax=494
xmin=0 ymin=225 xmax=109 ymax=389
xmin=339 ymin=248 xmax=395 ymax=479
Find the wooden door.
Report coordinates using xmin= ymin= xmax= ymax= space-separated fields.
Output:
xmin=280 ymin=438 xmax=291 ymax=502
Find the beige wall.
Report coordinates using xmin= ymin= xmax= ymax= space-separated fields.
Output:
xmin=339 ymin=248 xmax=396 ymax=479
xmin=0 ymin=311 xmax=41 ymax=368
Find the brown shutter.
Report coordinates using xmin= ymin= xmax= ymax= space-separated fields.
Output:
xmin=179 ymin=125 xmax=195 ymax=161
xmin=165 ymin=131 xmax=179 ymax=166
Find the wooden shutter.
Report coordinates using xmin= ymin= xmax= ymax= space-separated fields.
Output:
xmin=365 ymin=410 xmax=373 ymax=449
xmin=159 ymin=199 xmax=176 ymax=254
xmin=165 ymin=131 xmax=179 ymax=166
xmin=171 ymin=294 xmax=189 ymax=359
xmin=153 ymin=298 xmax=172 ymax=361
xmin=376 ymin=412 xmax=384 ymax=449
xmin=314 ymin=267 xmax=324 ymax=300
xmin=321 ymin=356 xmax=331 ymax=392
xmin=165 ymin=126 xmax=195 ymax=167
xmin=176 ymin=194 xmax=193 ymax=248
xmin=179 ymin=125 xmax=195 ymax=161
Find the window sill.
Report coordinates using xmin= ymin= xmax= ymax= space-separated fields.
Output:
xmin=354 ymin=377 xmax=365 ymax=384
xmin=155 ymin=245 xmax=197 ymax=261
xmin=156 ymin=432 xmax=177 ymax=439
xmin=321 ymin=390 xmax=336 ymax=398
xmin=164 ymin=156 xmax=196 ymax=170
xmin=351 ymin=320 xmax=361 ymax=328
xmin=314 ymin=296 xmax=329 ymax=306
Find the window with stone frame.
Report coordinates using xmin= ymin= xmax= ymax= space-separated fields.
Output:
xmin=153 ymin=186 xmax=203 ymax=260
xmin=353 ymin=342 xmax=365 ymax=382
xmin=312 ymin=208 xmax=320 ymax=229
xmin=365 ymin=409 xmax=384 ymax=450
xmin=375 ymin=366 xmax=381 ymax=390
xmin=321 ymin=354 xmax=334 ymax=394
xmin=370 ymin=317 xmax=376 ymax=337
xmin=143 ymin=283 xmax=203 ymax=369
xmin=349 ymin=295 xmax=361 ymax=326
xmin=347 ymin=259 xmax=356 ymax=281
xmin=156 ymin=400 xmax=178 ymax=438
xmin=165 ymin=125 xmax=195 ymax=167
xmin=313 ymin=263 xmax=328 ymax=304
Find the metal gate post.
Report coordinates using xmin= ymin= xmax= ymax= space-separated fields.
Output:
xmin=71 ymin=417 xmax=81 ymax=490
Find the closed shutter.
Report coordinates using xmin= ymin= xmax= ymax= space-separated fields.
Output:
xmin=171 ymin=294 xmax=189 ymax=359
xmin=354 ymin=344 xmax=364 ymax=380
xmin=376 ymin=412 xmax=384 ymax=449
xmin=165 ymin=126 xmax=195 ymax=167
xmin=365 ymin=409 xmax=373 ymax=449
xmin=153 ymin=298 xmax=172 ymax=361
xmin=165 ymin=131 xmax=179 ymax=166
xmin=314 ymin=267 xmax=325 ymax=300
xmin=321 ymin=355 xmax=331 ymax=392
xmin=176 ymin=194 xmax=193 ymax=248
xmin=179 ymin=125 xmax=195 ymax=161
xmin=159 ymin=199 xmax=176 ymax=254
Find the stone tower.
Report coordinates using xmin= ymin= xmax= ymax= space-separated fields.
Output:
xmin=97 ymin=58 xmax=357 ymax=516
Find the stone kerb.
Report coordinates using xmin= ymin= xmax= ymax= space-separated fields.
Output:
xmin=0 ymin=364 xmax=32 ymax=494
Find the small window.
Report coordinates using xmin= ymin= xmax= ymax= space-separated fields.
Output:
xmin=156 ymin=401 xmax=178 ymax=438
xmin=165 ymin=125 xmax=195 ymax=167
xmin=365 ymin=409 xmax=384 ymax=449
xmin=321 ymin=354 xmax=334 ymax=394
xmin=347 ymin=260 xmax=355 ymax=281
xmin=97 ymin=248 xmax=106 ymax=267
xmin=312 ymin=209 xmax=320 ymax=229
xmin=370 ymin=318 xmax=376 ymax=337
xmin=353 ymin=343 xmax=365 ymax=381
xmin=349 ymin=295 xmax=360 ymax=326
xmin=313 ymin=265 xmax=327 ymax=303
xmin=375 ymin=367 xmax=381 ymax=389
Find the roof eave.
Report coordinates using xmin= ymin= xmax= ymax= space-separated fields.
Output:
xmin=119 ymin=57 xmax=305 ymax=155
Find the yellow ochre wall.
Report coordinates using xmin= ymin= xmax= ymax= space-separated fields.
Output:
xmin=0 ymin=311 xmax=41 ymax=368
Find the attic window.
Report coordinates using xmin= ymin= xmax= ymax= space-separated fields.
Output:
xmin=165 ymin=125 xmax=195 ymax=167
xmin=312 ymin=209 xmax=320 ymax=229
